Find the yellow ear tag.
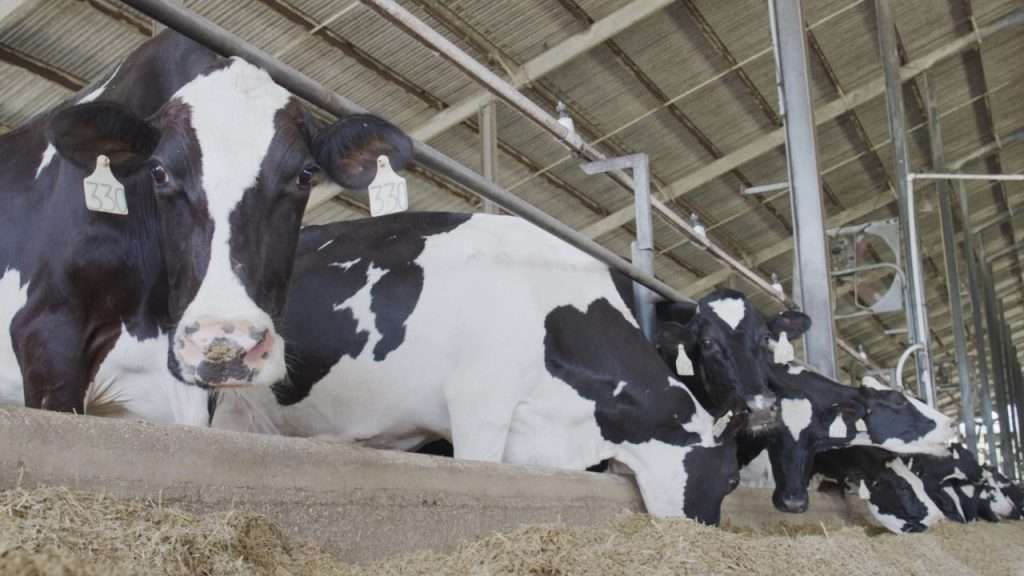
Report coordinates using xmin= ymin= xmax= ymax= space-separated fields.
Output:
xmin=83 ymin=155 xmax=128 ymax=215
xmin=368 ymin=155 xmax=408 ymax=217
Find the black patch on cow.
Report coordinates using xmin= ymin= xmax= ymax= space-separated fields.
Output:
xmin=272 ymin=212 xmax=471 ymax=405
xmin=543 ymin=297 xmax=700 ymax=447
xmin=682 ymin=443 xmax=740 ymax=525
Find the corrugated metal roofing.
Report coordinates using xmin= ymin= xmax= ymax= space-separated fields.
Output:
xmin=0 ymin=0 xmax=1022 ymax=421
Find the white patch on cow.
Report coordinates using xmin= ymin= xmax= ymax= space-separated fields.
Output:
xmin=707 ymin=298 xmax=745 ymax=330
xmin=828 ymin=415 xmax=847 ymax=438
xmin=317 ymin=239 xmax=334 ymax=252
xmin=780 ymin=398 xmax=812 ymax=441
xmin=861 ymin=375 xmax=889 ymax=390
xmin=328 ymin=259 xmax=360 ymax=272
xmin=787 ymin=364 xmax=806 ymax=375
xmin=887 ymin=458 xmax=944 ymax=529
xmin=941 ymin=470 xmax=967 ymax=483
xmin=952 ymin=450 xmax=960 ymax=460
xmin=172 ymin=60 xmax=292 ymax=387
xmin=668 ymin=378 xmax=688 ymax=390
xmin=770 ymin=333 xmax=795 ymax=364
xmin=962 ymin=485 xmax=974 ymax=498
xmin=675 ymin=344 xmax=694 ymax=376
xmin=944 ymin=486 xmax=965 ymax=521
xmin=0 ymin=269 xmax=29 ymax=406
xmin=855 ymin=419 xmax=867 ymax=432
xmin=333 ymin=264 xmax=386 ymax=353
xmin=857 ymin=479 xmax=871 ymax=500
xmin=739 ymin=449 xmax=775 ymax=488
xmin=750 ymin=394 xmax=773 ymax=411
xmin=36 ymin=63 xmax=123 ymax=180
xmin=78 ymin=62 xmax=122 ymax=104
xmin=87 ymin=329 xmax=209 ymax=426
xmin=34 ymin=145 xmax=57 ymax=180
xmin=612 ymin=381 xmax=627 ymax=397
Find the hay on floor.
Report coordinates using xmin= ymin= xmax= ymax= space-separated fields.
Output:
xmin=1 ymin=486 xmax=1023 ymax=576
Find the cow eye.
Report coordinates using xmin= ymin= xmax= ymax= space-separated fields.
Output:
xmin=151 ymin=165 xmax=168 ymax=185
xmin=701 ymin=338 xmax=715 ymax=349
xmin=297 ymin=165 xmax=320 ymax=188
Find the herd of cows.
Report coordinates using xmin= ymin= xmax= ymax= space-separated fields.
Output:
xmin=1 ymin=31 xmax=1023 ymax=535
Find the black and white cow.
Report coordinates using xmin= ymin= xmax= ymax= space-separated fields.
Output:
xmin=904 ymin=444 xmax=982 ymax=523
xmin=813 ymin=446 xmax=945 ymax=533
xmin=979 ymin=465 xmax=1023 ymax=520
xmin=211 ymin=212 xmax=779 ymax=523
xmin=657 ymin=314 xmax=954 ymax=513
xmin=0 ymin=31 xmax=411 ymax=422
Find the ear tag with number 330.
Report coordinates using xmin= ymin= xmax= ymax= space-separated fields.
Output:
xmin=368 ymin=155 xmax=408 ymax=218
xmin=83 ymin=155 xmax=128 ymax=216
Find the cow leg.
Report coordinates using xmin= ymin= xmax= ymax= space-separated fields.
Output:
xmin=11 ymin=308 xmax=87 ymax=413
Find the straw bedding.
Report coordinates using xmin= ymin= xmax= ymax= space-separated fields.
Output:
xmin=1 ymin=486 xmax=1022 ymax=576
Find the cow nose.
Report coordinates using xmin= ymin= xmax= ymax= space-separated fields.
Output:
xmin=175 ymin=320 xmax=274 ymax=386
xmin=745 ymin=393 xmax=779 ymax=432
xmin=774 ymin=492 xmax=809 ymax=514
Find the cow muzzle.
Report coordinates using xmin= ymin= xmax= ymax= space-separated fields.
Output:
xmin=774 ymin=491 xmax=809 ymax=514
xmin=175 ymin=319 xmax=275 ymax=387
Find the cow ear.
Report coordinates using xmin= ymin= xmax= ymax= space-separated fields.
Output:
xmin=47 ymin=101 xmax=159 ymax=176
xmin=768 ymin=310 xmax=812 ymax=340
xmin=314 ymin=114 xmax=413 ymax=189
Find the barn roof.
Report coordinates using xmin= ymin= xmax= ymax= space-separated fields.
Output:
xmin=1 ymin=0 xmax=1021 ymax=419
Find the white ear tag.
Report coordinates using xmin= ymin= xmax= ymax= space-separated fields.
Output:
xmin=83 ymin=155 xmax=128 ymax=215
xmin=713 ymin=410 xmax=734 ymax=438
xmin=368 ymin=155 xmax=408 ymax=217
xmin=675 ymin=344 xmax=695 ymax=377
xmin=773 ymin=332 xmax=795 ymax=364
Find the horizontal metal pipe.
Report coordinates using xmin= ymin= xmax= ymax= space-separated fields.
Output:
xmin=118 ymin=0 xmax=690 ymax=304
xmin=911 ymin=172 xmax=1024 ymax=182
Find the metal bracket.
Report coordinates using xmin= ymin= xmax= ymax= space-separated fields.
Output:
xmin=581 ymin=154 xmax=656 ymax=342
xmin=828 ymin=218 xmax=905 ymax=318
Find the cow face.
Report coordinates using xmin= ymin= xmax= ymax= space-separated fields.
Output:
xmin=759 ymin=363 xmax=866 ymax=513
xmin=47 ymin=58 xmax=412 ymax=389
xmin=852 ymin=376 xmax=955 ymax=454
xmin=660 ymin=290 xmax=808 ymax=432
xmin=979 ymin=466 xmax=1023 ymax=520
xmin=679 ymin=412 xmax=745 ymax=525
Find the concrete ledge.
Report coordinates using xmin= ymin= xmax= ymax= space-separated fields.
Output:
xmin=0 ymin=406 xmax=852 ymax=562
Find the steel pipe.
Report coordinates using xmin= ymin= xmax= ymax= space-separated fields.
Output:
xmin=479 ymin=99 xmax=500 ymax=214
xmin=982 ymin=260 xmax=1015 ymax=476
xmin=118 ymin=0 xmax=691 ymax=304
xmin=924 ymin=75 xmax=975 ymax=451
xmin=878 ymin=0 xmax=934 ymax=404
xmin=959 ymin=182 xmax=999 ymax=467
xmin=770 ymin=0 xmax=837 ymax=378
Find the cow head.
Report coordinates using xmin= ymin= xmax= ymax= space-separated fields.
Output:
xmin=760 ymin=363 xmax=866 ymax=513
xmin=678 ymin=410 xmax=746 ymax=525
xmin=851 ymin=376 xmax=955 ymax=454
xmin=979 ymin=466 xmax=1023 ymax=520
xmin=47 ymin=58 xmax=412 ymax=389
xmin=657 ymin=290 xmax=806 ymax=432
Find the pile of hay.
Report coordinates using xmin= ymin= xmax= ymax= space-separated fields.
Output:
xmin=2 ymin=486 xmax=1023 ymax=576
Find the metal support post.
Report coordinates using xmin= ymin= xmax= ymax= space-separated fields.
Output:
xmin=960 ymin=182 xmax=997 ymax=466
xmin=478 ymin=99 xmax=500 ymax=214
xmin=923 ymin=76 xmax=975 ymax=450
xmin=981 ymin=259 xmax=1014 ymax=477
xmin=1013 ymin=352 xmax=1024 ymax=472
xmin=770 ymin=0 xmax=837 ymax=378
xmin=877 ymin=0 xmax=934 ymax=404
xmin=999 ymin=309 xmax=1020 ymax=473
xmin=582 ymin=155 xmax=655 ymax=341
